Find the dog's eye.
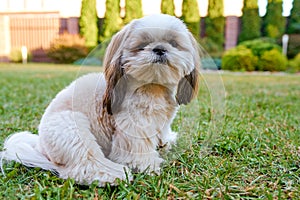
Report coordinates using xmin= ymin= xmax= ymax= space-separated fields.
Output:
xmin=136 ymin=43 xmax=147 ymax=51
xmin=169 ymin=40 xmax=178 ymax=48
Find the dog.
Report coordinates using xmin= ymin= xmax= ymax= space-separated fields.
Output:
xmin=0 ymin=14 xmax=200 ymax=186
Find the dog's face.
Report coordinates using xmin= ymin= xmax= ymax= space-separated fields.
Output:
xmin=122 ymin=16 xmax=198 ymax=85
xmin=102 ymin=14 xmax=200 ymax=114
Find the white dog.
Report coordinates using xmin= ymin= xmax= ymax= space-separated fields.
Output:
xmin=0 ymin=14 xmax=200 ymax=186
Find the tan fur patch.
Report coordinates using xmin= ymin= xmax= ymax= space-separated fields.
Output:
xmin=137 ymin=84 xmax=168 ymax=98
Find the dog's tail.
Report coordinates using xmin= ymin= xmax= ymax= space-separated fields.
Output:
xmin=0 ymin=131 xmax=57 ymax=174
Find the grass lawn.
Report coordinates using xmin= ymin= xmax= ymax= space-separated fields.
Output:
xmin=0 ymin=63 xmax=299 ymax=199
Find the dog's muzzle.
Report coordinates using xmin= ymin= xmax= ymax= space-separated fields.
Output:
xmin=152 ymin=45 xmax=167 ymax=64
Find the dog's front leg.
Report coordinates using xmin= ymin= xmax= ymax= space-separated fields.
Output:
xmin=108 ymin=129 xmax=164 ymax=174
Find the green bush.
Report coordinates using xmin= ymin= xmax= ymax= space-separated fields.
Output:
xmin=47 ymin=33 xmax=88 ymax=64
xmin=287 ymin=53 xmax=300 ymax=73
xmin=161 ymin=0 xmax=175 ymax=16
xmin=124 ymin=0 xmax=143 ymax=24
xmin=222 ymin=46 xmax=258 ymax=71
xmin=239 ymin=38 xmax=281 ymax=57
xmin=205 ymin=0 xmax=225 ymax=51
xmin=287 ymin=0 xmax=300 ymax=34
xmin=258 ymin=49 xmax=288 ymax=71
xmin=9 ymin=48 xmax=32 ymax=63
xmin=222 ymin=38 xmax=288 ymax=71
xmin=79 ymin=0 xmax=98 ymax=47
xmin=181 ymin=0 xmax=200 ymax=39
xmin=100 ymin=0 xmax=122 ymax=42
xmin=263 ymin=0 xmax=285 ymax=39
xmin=238 ymin=0 xmax=261 ymax=42
xmin=200 ymin=38 xmax=224 ymax=58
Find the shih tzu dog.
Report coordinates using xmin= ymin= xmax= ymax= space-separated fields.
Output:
xmin=0 ymin=14 xmax=200 ymax=186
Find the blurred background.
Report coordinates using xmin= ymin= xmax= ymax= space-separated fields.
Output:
xmin=0 ymin=0 xmax=299 ymax=72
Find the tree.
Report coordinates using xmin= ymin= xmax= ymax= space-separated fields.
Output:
xmin=205 ymin=0 xmax=225 ymax=51
xmin=263 ymin=0 xmax=286 ymax=39
xmin=239 ymin=0 xmax=261 ymax=42
xmin=79 ymin=0 xmax=98 ymax=47
xmin=287 ymin=0 xmax=300 ymax=34
xmin=161 ymin=0 xmax=175 ymax=16
xmin=181 ymin=0 xmax=200 ymax=39
xmin=100 ymin=0 xmax=122 ymax=42
xmin=124 ymin=0 xmax=143 ymax=24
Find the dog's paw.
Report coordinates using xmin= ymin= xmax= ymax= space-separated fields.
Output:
xmin=58 ymin=160 xmax=132 ymax=187
xmin=167 ymin=131 xmax=178 ymax=145
xmin=129 ymin=155 xmax=164 ymax=175
xmin=159 ymin=131 xmax=178 ymax=151
xmin=99 ymin=166 xmax=133 ymax=186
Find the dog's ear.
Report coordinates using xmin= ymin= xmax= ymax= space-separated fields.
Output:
xmin=102 ymin=23 xmax=133 ymax=115
xmin=176 ymin=68 xmax=198 ymax=105
xmin=176 ymin=33 xmax=200 ymax=105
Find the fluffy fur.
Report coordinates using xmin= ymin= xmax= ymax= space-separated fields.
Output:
xmin=0 ymin=14 xmax=200 ymax=186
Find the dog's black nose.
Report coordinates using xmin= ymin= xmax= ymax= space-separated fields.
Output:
xmin=153 ymin=45 xmax=167 ymax=56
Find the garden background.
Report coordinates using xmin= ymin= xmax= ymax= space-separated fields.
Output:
xmin=0 ymin=0 xmax=299 ymax=199
xmin=0 ymin=0 xmax=299 ymax=72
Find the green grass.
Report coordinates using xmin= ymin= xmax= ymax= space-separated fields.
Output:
xmin=0 ymin=64 xmax=299 ymax=199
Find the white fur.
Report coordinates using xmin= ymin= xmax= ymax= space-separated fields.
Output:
xmin=0 ymin=14 xmax=199 ymax=186
xmin=0 ymin=132 xmax=55 ymax=171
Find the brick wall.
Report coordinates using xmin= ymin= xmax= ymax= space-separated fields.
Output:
xmin=225 ymin=16 xmax=240 ymax=50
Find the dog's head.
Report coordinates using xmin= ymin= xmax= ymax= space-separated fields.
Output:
xmin=102 ymin=14 xmax=200 ymax=114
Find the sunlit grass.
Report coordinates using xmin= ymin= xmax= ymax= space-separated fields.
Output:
xmin=0 ymin=64 xmax=299 ymax=199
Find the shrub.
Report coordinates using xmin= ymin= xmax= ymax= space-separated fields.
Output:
xmin=205 ymin=0 xmax=225 ymax=51
xmin=47 ymin=33 xmax=88 ymax=64
xmin=258 ymin=49 xmax=288 ymax=71
xmin=238 ymin=0 xmax=261 ymax=42
xmin=161 ymin=0 xmax=175 ymax=16
xmin=79 ymin=0 xmax=98 ymax=47
xmin=222 ymin=46 xmax=258 ymax=71
xmin=200 ymin=38 xmax=223 ymax=58
xmin=181 ymin=0 xmax=200 ymax=39
xmin=124 ymin=0 xmax=143 ymax=24
xmin=222 ymin=38 xmax=288 ymax=72
xmin=9 ymin=48 xmax=32 ymax=63
xmin=263 ymin=0 xmax=285 ymax=39
xmin=239 ymin=38 xmax=281 ymax=57
xmin=100 ymin=0 xmax=122 ymax=42
xmin=287 ymin=0 xmax=300 ymax=34
xmin=287 ymin=53 xmax=300 ymax=73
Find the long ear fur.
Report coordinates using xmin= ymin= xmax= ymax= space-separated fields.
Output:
xmin=176 ymin=68 xmax=198 ymax=105
xmin=176 ymin=33 xmax=200 ymax=105
xmin=102 ymin=23 xmax=133 ymax=114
